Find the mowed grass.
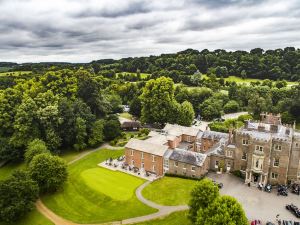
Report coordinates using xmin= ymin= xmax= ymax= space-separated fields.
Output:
xmin=142 ymin=177 xmax=198 ymax=206
xmin=133 ymin=210 xmax=191 ymax=225
xmin=42 ymin=149 xmax=157 ymax=223
xmin=81 ymin=167 xmax=144 ymax=201
xmin=0 ymin=208 xmax=54 ymax=225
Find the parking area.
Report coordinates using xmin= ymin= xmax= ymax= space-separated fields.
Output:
xmin=208 ymin=173 xmax=300 ymax=224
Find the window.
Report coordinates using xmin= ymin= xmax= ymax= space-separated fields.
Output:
xmin=152 ymin=165 xmax=156 ymax=172
xmin=191 ymin=166 xmax=196 ymax=171
xmin=296 ymin=143 xmax=299 ymax=148
xmin=164 ymin=159 xmax=169 ymax=168
xmin=271 ymin=172 xmax=278 ymax=179
xmin=274 ymin=144 xmax=282 ymax=151
xmin=242 ymin=152 xmax=247 ymax=160
xmin=141 ymin=152 xmax=144 ymax=159
xmin=255 ymin=145 xmax=263 ymax=152
xmin=242 ymin=139 xmax=249 ymax=145
xmin=131 ymin=150 xmax=134 ymax=156
xmin=183 ymin=164 xmax=187 ymax=170
xmin=227 ymin=162 xmax=231 ymax=168
xmin=141 ymin=162 xmax=144 ymax=168
xmin=273 ymin=158 xmax=279 ymax=167
xmin=174 ymin=161 xmax=178 ymax=167
xmin=227 ymin=150 xmax=233 ymax=157
xmin=255 ymin=160 xmax=259 ymax=168
xmin=152 ymin=155 xmax=156 ymax=162
xmin=215 ymin=160 xmax=219 ymax=167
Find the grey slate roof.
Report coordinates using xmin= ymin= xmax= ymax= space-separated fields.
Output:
xmin=168 ymin=149 xmax=207 ymax=167
xmin=200 ymin=130 xmax=229 ymax=140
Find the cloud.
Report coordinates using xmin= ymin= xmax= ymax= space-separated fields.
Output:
xmin=0 ymin=0 xmax=299 ymax=63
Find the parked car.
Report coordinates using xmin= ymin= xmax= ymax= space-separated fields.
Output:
xmin=278 ymin=185 xmax=288 ymax=196
xmin=266 ymin=222 xmax=275 ymax=225
xmin=250 ymin=219 xmax=262 ymax=225
xmin=286 ymin=204 xmax=300 ymax=218
xmin=282 ymin=220 xmax=293 ymax=225
xmin=291 ymin=183 xmax=300 ymax=195
xmin=264 ymin=184 xmax=272 ymax=193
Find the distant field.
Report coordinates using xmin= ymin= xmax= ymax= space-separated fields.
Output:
xmin=116 ymin=72 xmax=151 ymax=79
xmin=0 ymin=67 xmax=11 ymax=72
xmin=202 ymin=74 xmax=298 ymax=86
xmin=0 ymin=71 xmax=31 ymax=76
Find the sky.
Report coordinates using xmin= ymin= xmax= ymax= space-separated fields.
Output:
xmin=0 ymin=0 xmax=300 ymax=63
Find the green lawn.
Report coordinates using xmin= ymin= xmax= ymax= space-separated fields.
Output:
xmin=0 ymin=208 xmax=54 ymax=225
xmin=119 ymin=112 xmax=133 ymax=120
xmin=116 ymin=72 xmax=151 ymax=79
xmin=0 ymin=162 xmax=26 ymax=181
xmin=142 ymin=177 xmax=198 ymax=206
xmin=133 ymin=210 xmax=191 ymax=225
xmin=42 ymin=149 xmax=157 ymax=223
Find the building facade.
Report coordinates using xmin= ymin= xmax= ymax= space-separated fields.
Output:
xmin=124 ymin=115 xmax=300 ymax=185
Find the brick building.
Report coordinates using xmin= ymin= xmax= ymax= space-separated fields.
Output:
xmin=124 ymin=115 xmax=300 ymax=185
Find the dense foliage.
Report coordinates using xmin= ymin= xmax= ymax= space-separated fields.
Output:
xmin=29 ymin=153 xmax=68 ymax=193
xmin=0 ymin=170 xmax=39 ymax=223
xmin=188 ymin=179 xmax=247 ymax=225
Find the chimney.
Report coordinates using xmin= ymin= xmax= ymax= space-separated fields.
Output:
xmin=258 ymin=123 xmax=265 ymax=132
xmin=228 ymin=128 xmax=233 ymax=144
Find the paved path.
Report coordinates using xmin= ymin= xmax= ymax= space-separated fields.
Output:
xmin=36 ymin=147 xmax=188 ymax=225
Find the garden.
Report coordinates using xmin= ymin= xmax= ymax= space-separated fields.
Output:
xmin=41 ymin=149 xmax=157 ymax=223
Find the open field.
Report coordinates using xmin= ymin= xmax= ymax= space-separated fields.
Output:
xmin=116 ymin=72 xmax=151 ymax=79
xmin=202 ymin=74 xmax=298 ymax=85
xmin=133 ymin=210 xmax=191 ymax=225
xmin=0 ymin=208 xmax=54 ymax=225
xmin=142 ymin=176 xmax=198 ymax=206
xmin=0 ymin=71 xmax=31 ymax=76
xmin=42 ymin=149 xmax=157 ymax=223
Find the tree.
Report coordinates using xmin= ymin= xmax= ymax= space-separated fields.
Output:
xmin=188 ymin=178 xmax=220 ymax=223
xmin=196 ymin=195 xmax=248 ymax=225
xmin=0 ymin=170 xmax=39 ymax=223
xmin=24 ymin=139 xmax=49 ymax=164
xmin=178 ymin=101 xmax=195 ymax=126
xmin=199 ymin=98 xmax=223 ymax=120
xmin=74 ymin=117 xmax=87 ymax=151
xmin=29 ymin=153 xmax=68 ymax=193
xmin=129 ymin=97 xmax=142 ymax=118
xmin=224 ymin=100 xmax=240 ymax=113
xmin=0 ymin=137 xmax=21 ymax=161
xmin=104 ymin=116 xmax=121 ymax=141
xmin=88 ymin=120 xmax=104 ymax=147
xmin=140 ymin=77 xmax=180 ymax=125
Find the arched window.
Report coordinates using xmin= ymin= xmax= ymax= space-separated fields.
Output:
xmin=256 ymin=160 xmax=259 ymax=168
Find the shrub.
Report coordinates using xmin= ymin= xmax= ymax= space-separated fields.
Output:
xmin=223 ymin=100 xmax=240 ymax=113
xmin=29 ymin=153 xmax=68 ymax=193
xmin=24 ymin=139 xmax=49 ymax=164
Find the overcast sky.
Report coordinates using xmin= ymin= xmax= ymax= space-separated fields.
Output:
xmin=0 ymin=0 xmax=300 ymax=63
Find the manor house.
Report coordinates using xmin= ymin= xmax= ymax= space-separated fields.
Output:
xmin=125 ymin=113 xmax=300 ymax=185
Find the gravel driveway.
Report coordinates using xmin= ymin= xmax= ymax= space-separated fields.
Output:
xmin=208 ymin=173 xmax=300 ymax=224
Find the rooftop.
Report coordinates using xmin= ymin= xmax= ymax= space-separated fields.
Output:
xmin=125 ymin=138 xmax=168 ymax=156
xmin=200 ymin=130 xmax=229 ymax=140
xmin=163 ymin=123 xmax=201 ymax=137
xmin=168 ymin=149 xmax=207 ymax=167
